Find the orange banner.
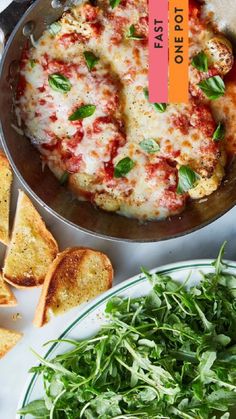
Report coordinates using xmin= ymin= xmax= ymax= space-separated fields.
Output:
xmin=169 ymin=0 xmax=189 ymax=103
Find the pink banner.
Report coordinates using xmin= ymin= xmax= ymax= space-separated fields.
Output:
xmin=148 ymin=0 xmax=169 ymax=103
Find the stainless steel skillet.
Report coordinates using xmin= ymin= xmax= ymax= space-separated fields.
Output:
xmin=0 ymin=0 xmax=236 ymax=242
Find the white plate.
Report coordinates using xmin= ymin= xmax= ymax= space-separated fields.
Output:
xmin=17 ymin=259 xmax=236 ymax=418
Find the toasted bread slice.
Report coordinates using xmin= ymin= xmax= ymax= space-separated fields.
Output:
xmin=3 ymin=190 xmax=59 ymax=288
xmin=0 ymin=151 xmax=13 ymax=245
xmin=0 ymin=327 xmax=22 ymax=358
xmin=34 ymin=247 xmax=113 ymax=327
xmin=0 ymin=272 xmax=17 ymax=306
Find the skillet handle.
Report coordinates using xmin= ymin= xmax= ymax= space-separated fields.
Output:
xmin=0 ymin=0 xmax=34 ymax=42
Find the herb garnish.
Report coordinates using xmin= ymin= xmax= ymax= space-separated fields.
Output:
xmin=29 ymin=59 xmax=36 ymax=68
xmin=48 ymin=74 xmax=71 ymax=93
xmin=127 ymin=24 xmax=145 ymax=40
xmin=177 ymin=165 xmax=199 ymax=194
xmin=213 ymin=122 xmax=225 ymax=141
xmin=192 ymin=51 xmax=209 ymax=72
xmin=114 ymin=157 xmax=135 ymax=178
xmin=19 ymin=244 xmax=236 ymax=419
xmin=140 ymin=139 xmax=160 ymax=154
xmin=143 ymin=88 xmax=167 ymax=113
xmin=109 ymin=0 xmax=121 ymax=8
xmin=83 ymin=51 xmax=99 ymax=71
xmin=60 ymin=172 xmax=69 ymax=185
xmin=198 ymin=75 xmax=225 ymax=100
xmin=68 ymin=105 xmax=96 ymax=121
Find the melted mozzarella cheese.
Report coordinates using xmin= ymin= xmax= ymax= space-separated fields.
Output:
xmin=16 ymin=0 xmax=233 ymax=220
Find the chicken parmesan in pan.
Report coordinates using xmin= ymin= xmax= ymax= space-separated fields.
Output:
xmin=16 ymin=0 xmax=234 ymax=220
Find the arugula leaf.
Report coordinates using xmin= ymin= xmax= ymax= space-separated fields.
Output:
xmin=68 ymin=104 xmax=96 ymax=121
xmin=49 ymin=22 xmax=61 ymax=36
xmin=177 ymin=165 xmax=199 ymax=194
xmin=212 ymin=241 xmax=227 ymax=276
xmin=192 ymin=51 xmax=209 ymax=72
xmin=221 ymin=414 xmax=230 ymax=419
xmin=194 ymin=301 xmax=213 ymax=331
xmin=192 ymin=380 xmax=204 ymax=400
xmin=109 ymin=0 xmax=121 ymax=8
xmin=213 ymin=122 xmax=225 ymax=141
xmin=143 ymin=88 xmax=167 ymax=113
xmin=198 ymin=75 xmax=225 ymax=100
xmin=138 ymin=387 xmax=157 ymax=402
xmin=114 ymin=157 xmax=135 ymax=178
xmin=207 ymin=390 xmax=236 ymax=411
xmin=145 ymin=290 xmax=162 ymax=309
xmin=18 ymin=400 xmax=49 ymax=417
xmin=89 ymin=392 xmax=122 ymax=416
xmin=215 ymin=334 xmax=231 ymax=347
xmin=83 ymin=51 xmax=99 ymax=70
xmin=127 ymin=24 xmax=145 ymax=40
xmin=139 ymin=139 xmax=160 ymax=154
xmin=48 ymin=73 xmax=71 ymax=93
xmin=199 ymin=351 xmax=217 ymax=381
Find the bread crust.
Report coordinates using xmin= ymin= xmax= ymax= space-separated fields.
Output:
xmin=34 ymin=247 xmax=113 ymax=327
xmin=0 ymin=272 xmax=17 ymax=306
xmin=0 ymin=151 xmax=13 ymax=245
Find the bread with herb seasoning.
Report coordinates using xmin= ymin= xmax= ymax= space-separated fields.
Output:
xmin=34 ymin=247 xmax=113 ymax=327
xmin=0 ymin=151 xmax=13 ymax=245
xmin=0 ymin=272 xmax=17 ymax=306
xmin=3 ymin=190 xmax=58 ymax=288
xmin=0 ymin=327 xmax=22 ymax=358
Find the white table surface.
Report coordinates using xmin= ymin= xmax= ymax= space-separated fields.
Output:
xmin=1 ymin=1 xmax=236 ymax=418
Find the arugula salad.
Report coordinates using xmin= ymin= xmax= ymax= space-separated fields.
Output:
xmin=19 ymin=244 xmax=236 ymax=418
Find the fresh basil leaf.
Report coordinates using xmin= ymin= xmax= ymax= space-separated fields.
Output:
xmin=153 ymin=103 xmax=167 ymax=112
xmin=213 ymin=122 xmax=225 ymax=141
xmin=17 ymin=400 xmax=49 ymax=417
xmin=60 ymin=171 xmax=69 ymax=185
xmin=177 ymin=165 xmax=199 ymax=194
xmin=143 ymin=87 xmax=149 ymax=98
xmin=49 ymin=22 xmax=61 ymax=36
xmin=84 ymin=51 xmax=99 ymax=71
xmin=29 ymin=59 xmax=36 ymax=68
xmin=139 ymin=139 xmax=160 ymax=154
xmin=198 ymin=76 xmax=225 ymax=100
xmin=48 ymin=73 xmax=71 ymax=93
xmin=109 ymin=0 xmax=121 ymax=8
xmin=114 ymin=157 xmax=135 ymax=178
xmin=192 ymin=51 xmax=209 ymax=72
xmin=127 ymin=24 xmax=145 ymax=40
xmin=68 ymin=104 xmax=96 ymax=121
xmin=143 ymin=88 xmax=167 ymax=113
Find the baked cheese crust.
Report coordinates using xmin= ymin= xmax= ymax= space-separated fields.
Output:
xmin=16 ymin=0 xmax=234 ymax=220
